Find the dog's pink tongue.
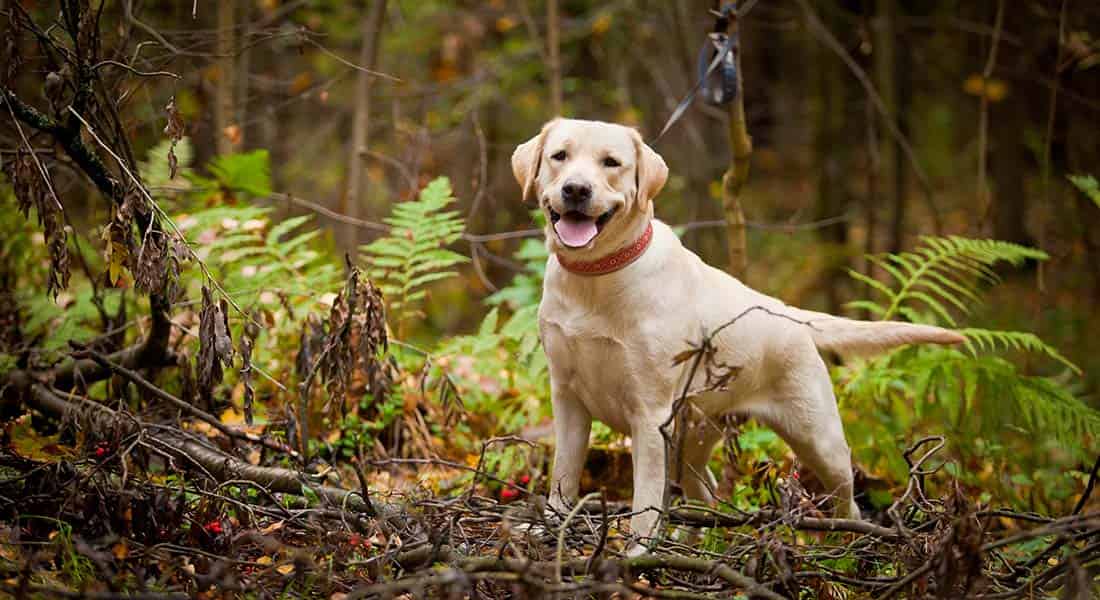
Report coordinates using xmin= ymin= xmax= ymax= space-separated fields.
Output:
xmin=554 ymin=216 xmax=598 ymax=247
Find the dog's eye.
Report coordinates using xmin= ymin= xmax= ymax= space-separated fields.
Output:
xmin=551 ymin=150 xmax=567 ymax=161
xmin=602 ymin=157 xmax=621 ymax=168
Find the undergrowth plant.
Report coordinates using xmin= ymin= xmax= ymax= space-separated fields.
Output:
xmin=839 ymin=236 xmax=1098 ymax=511
xmin=1069 ymin=174 xmax=1100 ymax=208
xmin=360 ymin=177 xmax=468 ymax=332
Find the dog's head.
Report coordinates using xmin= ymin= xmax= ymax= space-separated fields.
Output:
xmin=512 ymin=119 xmax=668 ymax=257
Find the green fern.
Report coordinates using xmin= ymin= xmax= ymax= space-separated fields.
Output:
xmin=842 ymin=347 xmax=1099 ymax=458
xmin=841 ymin=235 xmax=1097 ymax=509
xmin=959 ymin=328 xmax=1080 ymax=375
xmin=848 ymin=236 xmax=1047 ymax=325
xmin=1069 ymin=174 xmax=1100 ymax=208
xmin=143 ymin=139 xmax=340 ymax=309
xmin=360 ymin=177 xmax=468 ymax=327
xmin=848 ymin=236 xmax=1072 ymax=371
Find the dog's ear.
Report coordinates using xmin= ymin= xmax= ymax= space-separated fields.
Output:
xmin=512 ymin=119 xmax=558 ymax=208
xmin=632 ymin=131 xmax=668 ymax=209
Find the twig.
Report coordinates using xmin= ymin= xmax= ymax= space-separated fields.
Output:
xmin=91 ymin=59 xmax=181 ymax=79
xmin=556 ymin=492 xmax=600 ymax=583
xmin=300 ymin=36 xmax=400 ymax=82
xmin=72 ymin=344 xmax=298 ymax=458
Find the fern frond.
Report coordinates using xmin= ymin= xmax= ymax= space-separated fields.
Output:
xmin=854 ymin=236 xmax=1048 ymax=324
xmin=1069 ymin=174 xmax=1100 ymax=208
xmin=361 ymin=177 xmax=468 ymax=328
xmin=960 ymin=328 xmax=1081 ymax=375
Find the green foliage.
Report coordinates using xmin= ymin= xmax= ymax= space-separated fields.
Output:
xmin=138 ymin=135 xmax=344 ymax=414
xmin=847 ymin=236 xmax=1048 ymax=325
xmin=959 ymin=328 xmax=1080 ymax=374
xmin=139 ymin=137 xmax=194 ymax=189
xmin=179 ymin=208 xmax=340 ymax=309
xmin=149 ymin=138 xmax=341 ymax=311
xmin=431 ymin=306 xmax=548 ymax=438
xmin=205 ymin=150 xmax=273 ymax=199
xmin=485 ymin=237 xmax=547 ymax=311
xmin=1069 ymin=174 xmax=1100 ymax=208
xmin=0 ymin=178 xmax=126 ymax=358
xmin=328 ymin=394 xmax=405 ymax=459
xmin=360 ymin=177 xmax=468 ymax=327
xmin=841 ymin=236 xmax=1098 ymax=510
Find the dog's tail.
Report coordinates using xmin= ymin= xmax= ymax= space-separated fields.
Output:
xmin=791 ymin=309 xmax=965 ymax=357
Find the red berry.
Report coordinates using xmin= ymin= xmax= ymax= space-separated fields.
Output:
xmin=205 ymin=520 xmax=223 ymax=534
xmin=519 ymin=475 xmax=530 ymax=485
xmin=349 ymin=534 xmax=362 ymax=547
xmin=95 ymin=447 xmax=107 ymax=458
xmin=500 ymin=487 xmax=519 ymax=501
xmin=792 ymin=471 xmax=800 ymax=480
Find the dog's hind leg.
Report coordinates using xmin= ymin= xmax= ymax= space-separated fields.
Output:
xmin=754 ymin=356 xmax=860 ymax=519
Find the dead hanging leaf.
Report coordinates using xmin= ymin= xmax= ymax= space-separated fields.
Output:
xmin=164 ymin=97 xmax=185 ymax=180
xmin=3 ymin=152 xmax=70 ymax=297
xmin=318 ymin=265 xmax=389 ymax=415
xmin=295 ymin=313 xmax=325 ymax=383
xmin=197 ymin=286 xmax=233 ymax=402
xmin=132 ymin=230 xmax=169 ymax=295
xmin=102 ymin=223 xmax=129 ymax=288
xmin=101 ymin=192 xmax=143 ymax=288
xmin=4 ymin=28 xmax=22 ymax=86
xmin=240 ymin=316 xmax=259 ymax=425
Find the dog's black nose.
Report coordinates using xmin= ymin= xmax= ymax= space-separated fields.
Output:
xmin=561 ymin=181 xmax=592 ymax=207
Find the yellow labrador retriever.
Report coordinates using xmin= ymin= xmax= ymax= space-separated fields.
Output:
xmin=512 ymin=118 xmax=962 ymax=545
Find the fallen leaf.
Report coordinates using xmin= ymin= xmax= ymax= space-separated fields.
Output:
xmin=276 ymin=563 xmax=295 ymax=575
xmin=260 ymin=521 xmax=284 ymax=535
xmin=112 ymin=542 xmax=129 ymax=560
xmin=220 ymin=406 xmax=244 ymax=425
xmin=255 ymin=555 xmax=273 ymax=566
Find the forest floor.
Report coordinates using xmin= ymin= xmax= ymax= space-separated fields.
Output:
xmin=2 ymin=395 xmax=1097 ymax=600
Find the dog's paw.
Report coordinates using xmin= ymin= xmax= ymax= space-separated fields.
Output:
xmin=624 ymin=542 xmax=650 ymax=558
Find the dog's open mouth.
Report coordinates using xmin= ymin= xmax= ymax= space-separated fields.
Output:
xmin=549 ymin=207 xmax=616 ymax=248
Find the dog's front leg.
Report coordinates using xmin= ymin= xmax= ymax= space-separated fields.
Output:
xmin=548 ymin=387 xmax=591 ymax=514
xmin=627 ymin=421 xmax=667 ymax=549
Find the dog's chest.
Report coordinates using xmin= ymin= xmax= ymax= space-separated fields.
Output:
xmin=538 ymin=299 xmax=673 ymax=431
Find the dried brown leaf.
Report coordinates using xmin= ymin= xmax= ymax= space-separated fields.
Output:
xmin=319 ymin=267 xmax=389 ymax=414
xmin=197 ymin=286 xmax=233 ymax=401
xmin=240 ymin=318 xmax=258 ymax=425
xmin=2 ymin=152 xmax=70 ymax=297
xmin=164 ymin=98 xmax=185 ymax=179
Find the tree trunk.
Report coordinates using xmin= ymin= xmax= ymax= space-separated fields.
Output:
xmin=215 ymin=0 xmax=236 ymax=156
xmin=873 ymin=0 xmax=903 ymax=254
xmin=235 ymin=0 xmax=251 ymax=150
xmin=547 ymin=0 xmax=563 ymax=115
xmin=342 ymin=0 xmax=388 ymax=254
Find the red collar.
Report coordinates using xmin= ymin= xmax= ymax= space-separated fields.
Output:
xmin=556 ymin=221 xmax=654 ymax=276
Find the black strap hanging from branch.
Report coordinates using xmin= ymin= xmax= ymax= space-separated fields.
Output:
xmin=652 ymin=5 xmax=742 ymax=144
